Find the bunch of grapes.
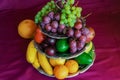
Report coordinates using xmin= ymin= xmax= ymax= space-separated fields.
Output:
xmin=66 ymin=20 xmax=90 ymax=53
xmin=35 ymin=0 xmax=56 ymax=24
xmin=39 ymin=37 xmax=56 ymax=56
xmin=60 ymin=0 xmax=82 ymax=27
xmin=40 ymin=11 xmax=66 ymax=35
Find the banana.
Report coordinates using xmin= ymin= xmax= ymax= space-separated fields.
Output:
xmin=32 ymin=52 xmax=40 ymax=69
xmin=26 ymin=40 xmax=37 ymax=63
xmin=38 ymin=52 xmax=53 ymax=75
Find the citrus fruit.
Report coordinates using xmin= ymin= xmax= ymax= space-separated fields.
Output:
xmin=18 ymin=19 xmax=37 ymax=39
xmin=65 ymin=60 xmax=79 ymax=73
xmin=49 ymin=58 xmax=66 ymax=67
xmin=54 ymin=65 xmax=68 ymax=79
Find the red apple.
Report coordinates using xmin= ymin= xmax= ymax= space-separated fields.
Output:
xmin=86 ymin=27 xmax=95 ymax=43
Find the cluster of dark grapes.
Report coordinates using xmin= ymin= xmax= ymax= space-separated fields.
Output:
xmin=39 ymin=37 xmax=56 ymax=56
xmin=66 ymin=20 xmax=90 ymax=53
xmin=35 ymin=0 xmax=56 ymax=23
xmin=40 ymin=11 xmax=66 ymax=35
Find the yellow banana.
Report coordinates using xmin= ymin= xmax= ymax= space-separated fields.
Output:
xmin=38 ymin=52 xmax=53 ymax=75
xmin=26 ymin=40 xmax=37 ymax=63
xmin=32 ymin=52 xmax=40 ymax=69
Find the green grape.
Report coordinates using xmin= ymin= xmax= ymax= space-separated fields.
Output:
xmin=66 ymin=9 xmax=71 ymax=14
xmin=72 ymin=10 xmax=76 ymax=15
xmin=35 ymin=18 xmax=39 ymax=23
xmin=69 ymin=22 xmax=74 ymax=27
xmin=64 ymin=19 xmax=68 ymax=24
xmin=65 ymin=5 xmax=70 ymax=10
xmin=62 ymin=9 xmax=66 ymax=13
xmin=68 ymin=0 xmax=75 ymax=4
xmin=68 ymin=18 xmax=72 ymax=23
xmin=77 ymin=13 xmax=81 ymax=18
xmin=60 ymin=21 xmax=64 ymax=24
xmin=72 ymin=6 xmax=75 ymax=10
xmin=61 ymin=13 xmax=66 ymax=19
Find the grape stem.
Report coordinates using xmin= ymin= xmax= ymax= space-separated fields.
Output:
xmin=82 ymin=13 xmax=92 ymax=19
xmin=74 ymin=1 xmax=79 ymax=6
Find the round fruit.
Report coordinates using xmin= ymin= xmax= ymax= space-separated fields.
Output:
xmin=75 ymin=53 xmax=93 ymax=64
xmin=86 ymin=27 xmax=95 ymax=43
xmin=34 ymin=28 xmax=44 ymax=43
xmin=49 ymin=58 xmax=66 ymax=67
xmin=54 ymin=65 xmax=68 ymax=79
xmin=45 ymin=47 xmax=56 ymax=56
xmin=18 ymin=19 xmax=37 ymax=39
xmin=47 ymin=37 xmax=56 ymax=46
xmin=65 ymin=60 xmax=79 ymax=73
xmin=56 ymin=39 xmax=69 ymax=53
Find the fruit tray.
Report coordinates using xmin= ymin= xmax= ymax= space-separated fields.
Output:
xmin=39 ymin=18 xmax=86 ymax=39
xmin=36 ymin=46 xmax=95 ymax=78
xmin=34 ymin=41 xmax=89 ymax=59
xmin=17 ymin=0 xmax=96 ymax=79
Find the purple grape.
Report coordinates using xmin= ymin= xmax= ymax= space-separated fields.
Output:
xmin=81 ymin=28 xmax=90 ymax=36
xmin=45 ymin=24 xmax=52 ymax=32
xmin=45 ymin=47 xmax=56 ymax=56
xmin=40 ymin=22 xmax=45 ymax=29
xmin=67 ymin=28 xmax=74 ymax=37
xmin=70 ymin=47 xmax=77 ymax=54
xmin=77 ymin=41 xmax=85 ymax=51
xmin=43 ymin=16 xmax=51 ymax=24
xmin=59 ymin=24 xmax=65 ymax=29
xmin=69 ymin=40 xmax=77 ymax=48
xmin=54 ymin=13 xmax=60 ymax=21
xmin=57 ymin=1 xmax=64 ymax=8
xmin=48 ymin=11 xmax=54 ymax=20
xmin=47 ymin=37 xmax=56 ymax=45
xmin=41 ymin=43 xmax=48 ymax=49
xmin=58 ymin=27 xmax=63 ymax=34
xmin=79 ymin=35 xmax=87 ymax=43
xmin=51 ymin=28 xmax=57 ymax=33
xmin=74 ymin=30 xmax=81 ymax=39
xmin=75 ymin=22 xmax=82 ymax=30
xmin=51 ymin=21 xmax=58 ymax=29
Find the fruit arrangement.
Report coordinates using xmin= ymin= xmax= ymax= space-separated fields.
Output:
xmin=18 ymin=0 xmax=96 ymax=79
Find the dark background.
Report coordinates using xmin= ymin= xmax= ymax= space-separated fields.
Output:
xmin=0 ymin=0 xmax=120 ymax=80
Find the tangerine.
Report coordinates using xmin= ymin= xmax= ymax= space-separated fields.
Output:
xmin=18 ymin=19 xmax=37 ymax=39
xmin=65 ymin=60 xmax=79 ymax=73
xmin=54 ymin=65 xmax=68 ymax=79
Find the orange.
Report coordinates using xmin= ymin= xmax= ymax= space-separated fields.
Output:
xmin=54 ymin=65 xmax=68 ymax=79
xmin=49 ymin=58 xmax=66 ymax=67
xmin=65 ymin=60 xmax=79 ymax=74
xmin=18 ymin=19 xmax=37 ymax=39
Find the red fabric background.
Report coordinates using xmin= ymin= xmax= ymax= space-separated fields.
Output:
xmin=0 ymin=0 xmax=120 ymax=80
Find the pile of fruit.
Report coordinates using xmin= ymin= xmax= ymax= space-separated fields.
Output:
xmin=17 ymin=0 xmax=96 ymax=79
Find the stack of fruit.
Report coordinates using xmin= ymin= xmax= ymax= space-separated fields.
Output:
xmin=17 ymin=0 xmax=96 ymax=79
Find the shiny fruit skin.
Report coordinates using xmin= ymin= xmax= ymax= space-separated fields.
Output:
xmin=26 ymin=40 xmax=37 ymax=63
xmin=75 ymin=53 xmax=93 ymax=64
xmin=49 ymin=58 xmax=66 ymax=67
xmin=56 ymin=39 xmax=69 ymax=53
xmin=45 ymin=47 xmax=56 ymax=56
xmin=38 ymin=52 xmax=53 ymax=75
xmin=18 ymin=19 xmax=37 ymax=39
xmin=34 ymin=28 xmax=44 ymax=44
xmin=86 ymin=27 xmax=95 ymax=43
xmin=65 ymin=60 xmax=79 ymax=73
xmin=54 ymin=65 xmax=68 ymax=79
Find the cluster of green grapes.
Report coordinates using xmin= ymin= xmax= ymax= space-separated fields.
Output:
xmin=35 ymin=0 xmax=56 ymax=24
xmin=60 ymin=0 xmax=82 ymax=27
